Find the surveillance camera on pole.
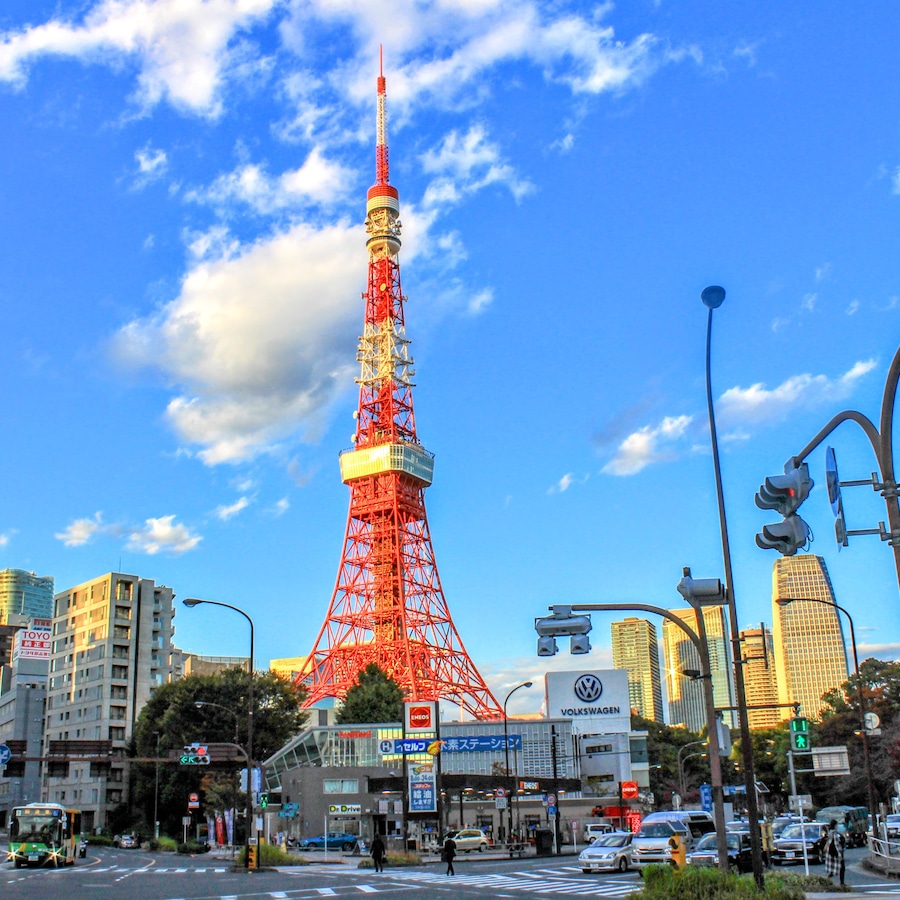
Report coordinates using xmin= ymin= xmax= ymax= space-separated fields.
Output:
xmin=755 ymin=458 xmax=813 ymax=556
xmin=534 ymin=605 xmax=592 ymax=657
xmin=676 ymin=568 xmax=726 ymax=607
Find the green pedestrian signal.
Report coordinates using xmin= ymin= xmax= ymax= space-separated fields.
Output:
xmin=789 ymin=717 xmax=810 ymax=751
xmin=260 ymin=792 xmax=269 ymax=809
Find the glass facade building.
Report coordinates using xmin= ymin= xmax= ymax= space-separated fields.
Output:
xmin=0 ymin=569 xmax=53 ymax=624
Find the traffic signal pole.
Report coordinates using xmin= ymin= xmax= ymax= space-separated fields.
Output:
xmin=789 ymin=343 xmax=900 ymax=593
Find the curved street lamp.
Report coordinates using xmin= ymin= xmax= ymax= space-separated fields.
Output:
xmin=503 ymin=681 xmax=533 ymax=841
xmin=183 ymin=598 xmax=256 ymax=868
xmin=775 ymin=596 xmax=877 ymax=832
xmin=676 ymin=740 xmax=707 ymax=798
xmin=701 ymin=285 xmax=764 ymax=886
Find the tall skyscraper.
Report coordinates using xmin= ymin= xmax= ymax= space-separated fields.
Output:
xmin=0 ymin=569 xmax=53 ymax=624
xmin=611 ymin=617 xmax=663 ymax=722
xmin=43 ymin=573 xmax=177 ymax=832
xmin=771 ymin=555 xmax=849 ymax=721
xmin=739 ymin=625 xmax=781 ymax=729
xmin=662 ymin=606 xmax=734 ymax=732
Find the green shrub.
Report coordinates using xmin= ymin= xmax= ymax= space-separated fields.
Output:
xmin=357 ymin=850 xmax=422 ymax=868
xmin=236 ymin=843 xmax=305 ymax=866
xmin=150 ymin=836 xmax=178 ymax=852
xmin=85 ymin=835 xmax=114 ymax=847
xmin=176 ymin=841 xmax=210 ymax=855
xmin=634 ymin=865 xmax=806 ymax=900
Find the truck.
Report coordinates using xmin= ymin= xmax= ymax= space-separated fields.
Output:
xmin=814 ymin=805 xmax=869 ymax=848
xmin=583 ymin=821 xmax=617 ymax=843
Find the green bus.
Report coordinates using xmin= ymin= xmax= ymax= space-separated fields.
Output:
xmin=7 ymin=802 xmax=82 ymax=868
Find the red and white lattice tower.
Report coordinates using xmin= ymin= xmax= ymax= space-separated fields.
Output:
xmin=295 ymin=61 xmax=501 ymax=720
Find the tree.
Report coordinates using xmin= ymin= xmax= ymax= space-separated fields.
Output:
xmin=129 ymin=667 xmax=306 ymax=839
xmin=336 ymin=664 xmax=404 ymax=724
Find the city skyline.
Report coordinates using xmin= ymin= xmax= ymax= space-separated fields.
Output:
xmin=1 ymin=4 xmax=900 ymax=715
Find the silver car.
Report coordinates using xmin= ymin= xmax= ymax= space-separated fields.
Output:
xmin=578 ymin=832 xmax=633 ymax=873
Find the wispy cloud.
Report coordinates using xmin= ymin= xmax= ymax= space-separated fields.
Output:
xmin=602 ymin=360 xmax=877 ymax=476
xmin=0 ymin=533 xmax=10 ymax=547
xmin=0 ymin=0 xmax=277 ymax=117
xmin=267 ymin=497 xmax=290 ymax=516
xmin=602 ymin=415 xmax=692 ymax=476
xmin=55 ymin=511 xmax=202 ymax=554
xmin=215 ymin=495 xmax=252 ymax=521
xmin=186 ymin=148 xmax=355 ymax=213
xmin=134 ymin=145 xmax=168 ymax=186
xmin=548 ymin=473 xmax=589 ymax=494
xmin=55 ymin=512 xmax=105 ymax=547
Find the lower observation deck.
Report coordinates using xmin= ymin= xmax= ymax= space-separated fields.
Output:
xmin=339 ymin=442 xmax=434 ymax=485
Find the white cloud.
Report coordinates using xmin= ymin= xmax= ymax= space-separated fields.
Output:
xmin=421 ymin=125 xmax=533 ymax=206
xmin=548 ymin=473 xmax=588 ymax=494
xmin=216 ymin=495 xmax=251 ymax=520
xmin=136 ymin=144 xmax=167 ymax=176
xmin=716 ymin=360 xmax=877 ymax=428
xmin=0 ymin=533 xmax=9 ymax=547
xmin=55 ymin=512 xmax=104 ymax=547
xmin=113 ymin=218 xmax=364 ymax=464
xmin=602 ymin=415 xmax=692 ymax=476
xmin=126 ymin=515 xmax=202 ymax=554
xmin=846 ymin=299 xmax=860 ymax=315
xmin=270 ymin=497 xmax=290 ymax=515
xmin=0 ymin=0 xmax=277 ymax=117
xmin=815 ymin=263 xmax=832 ymax=282
xmin=187 ymin=147 xmax=356 ymax=213
xmin=801 ymin=292 xmax=817 ymax=312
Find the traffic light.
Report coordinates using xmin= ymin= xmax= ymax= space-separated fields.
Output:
xmin=534 ymin=606 xmax=592 ymax=657
xmin=789 ymin=716 xmax=810 ymax=751
xmin=180 ymin=743 xmax=211 ymax=765
xmin=260 ymin=792 xmax=269 ymax=809
xmin=755 ymin=459 xmax=813 ymax=556
xmin=247 ymin=843 xmax=258 ymax=868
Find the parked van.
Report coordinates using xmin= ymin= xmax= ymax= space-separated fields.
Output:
xmin=583 ymin=821 xmax=617 ymax=843
xmin=631 ymin=811 xmax=715 ymax=868
xmin=815 ymin=805 xmax=869 ymax=848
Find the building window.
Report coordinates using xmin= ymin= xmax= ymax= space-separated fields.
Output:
xmin=111 ymin=666 xmax=128 ymax=680
xmin=108 ymin=727 xmax=126 ymax=741
xmin=323 ymin=779 xmax=359 ymax=794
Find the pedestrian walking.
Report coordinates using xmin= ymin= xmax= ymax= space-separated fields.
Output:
xmin=824 ymin=819 xmax=845 ymax=886
xmin=370 ymin=834 xmax=385 ymax=873
xmin=442 ymin=835 xmax=457 ymax=876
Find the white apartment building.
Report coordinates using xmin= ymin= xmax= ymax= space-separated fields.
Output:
xmin=44 ymin=573 xmax=177 ymax=832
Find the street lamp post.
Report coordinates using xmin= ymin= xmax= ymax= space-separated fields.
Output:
xmin=701 ymin=285 xmax=764 ymax=886
xmin=154 ymin=731 xmax=161 ymax=840
xmin=195 ymin=700 xmax=243 ymax=851
xmin=776 ymin=596 xmax=878 ymax=833
xmin=184 ymin=598 xmax=256 ymax=869
xmin=677 ymin=740 xmax=706 ymax=798
xmin=503 ymin=682 xmax=533 ymax=842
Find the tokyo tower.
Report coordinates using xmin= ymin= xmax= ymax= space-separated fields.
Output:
xmin=295 ymin=60 xmax=501 ymax=720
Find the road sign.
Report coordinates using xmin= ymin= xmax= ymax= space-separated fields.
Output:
xmin=0 ymin=744 xmax=11 ymax=765
xmin=547 ymin=804 xmax=557 ymax=816
xmin=495 ymin=797 xmax=508 ymax=810
xmin=495 ymin=787 xmax=507 ymax=797
xmin=188 ymin=792 xmax=200 ymax=809
xmin=864 ymin=711 xmax=881 ymax=731
xmin=545 ymin=793 xmax=557 ymax=806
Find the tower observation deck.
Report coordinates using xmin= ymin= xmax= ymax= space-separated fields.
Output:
xmin=294 ymin=60 xmax=501 ymax=720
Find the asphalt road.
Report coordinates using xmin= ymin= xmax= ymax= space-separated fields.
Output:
xmin=2 ymin=843 xmax=898 ymax=899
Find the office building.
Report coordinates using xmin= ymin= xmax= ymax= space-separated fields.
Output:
xmin=661 ymin=606 xmax=734 ymax=732
xmin=739 ymin=625 xmax=781 ymax=729
xmin=0 ymin=569 xmax=53 ymax=624
xmin=611 ymin=618 xmax=663 ymax=722
xmin=0 ymin=619 xmax=50 ymax=827
xmin=44 ymin=573 xmax=177 ymax=832
xmin=771 ymin=555 xmax=849 ymax=721
xmin=170 ymin=649 xmax=248 ymax=679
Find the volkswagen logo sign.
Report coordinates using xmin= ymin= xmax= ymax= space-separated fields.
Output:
xmin=574 ymin=674 xmax=603 ymax=703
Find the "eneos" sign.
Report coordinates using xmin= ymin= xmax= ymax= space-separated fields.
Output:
xmin=404 ymin=701 xmax=436 ymax=733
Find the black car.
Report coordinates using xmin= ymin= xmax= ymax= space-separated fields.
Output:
xmin=772 ymin=822 xmax=828 ymax=865
xmin=687 ymin=831 xmax=753 ymax=873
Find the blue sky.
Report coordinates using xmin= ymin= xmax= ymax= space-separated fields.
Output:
xmin=2 ymin=1 xmax=900 ymax=718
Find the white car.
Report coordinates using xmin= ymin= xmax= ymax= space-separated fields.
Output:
xmin=443 ymin=828 xmax=490 ymax=852
xmin=578 ymin=832 xmax=632 ymax=873
xmin=886 ymin=814 xmax=900 ymax=840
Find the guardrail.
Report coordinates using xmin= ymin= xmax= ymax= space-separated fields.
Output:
xmin=866 ymin=835 xmax=900 ymax=874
